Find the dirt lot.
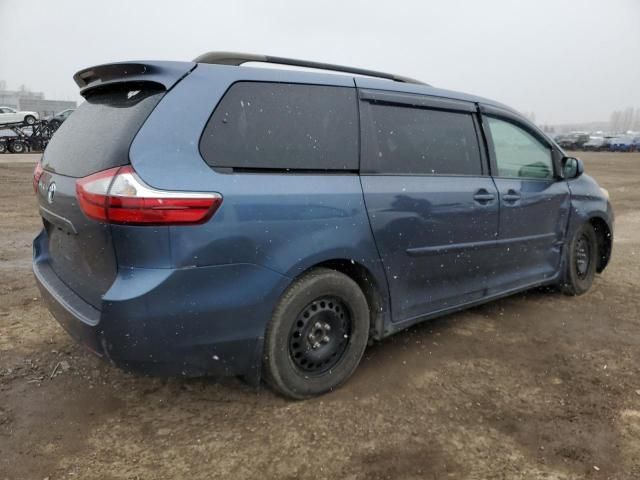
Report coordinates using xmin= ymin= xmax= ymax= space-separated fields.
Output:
xmin=1 ymin=152 xmax=639 ymax=479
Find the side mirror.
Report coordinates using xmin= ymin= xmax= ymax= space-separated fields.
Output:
xmin=562 ymin=157 xmax=584 ymax=179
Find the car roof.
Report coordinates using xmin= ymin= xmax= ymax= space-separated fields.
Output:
xmin=198 ymin=62 xmax=519 ymax=117
xmin=193 ymin=62 xmax=546 ymax=145
xmin=192 ymin=51 xmax=519 ymax=115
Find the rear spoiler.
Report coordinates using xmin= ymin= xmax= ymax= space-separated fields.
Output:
xmin=73 ymin=61 xmax=196 ymax=97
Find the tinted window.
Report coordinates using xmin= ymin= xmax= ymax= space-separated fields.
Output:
xmin=487 ymin=117 xmax=553 ymax=179
xmin=200 ymin=82 xmax=358 ymax=171
xmin=361 ymin=102 xmax=482 ymax=175
xmin=43 ymin=85 xmax=164 ymax=177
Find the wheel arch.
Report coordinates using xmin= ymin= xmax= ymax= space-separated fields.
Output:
xmin=290 ymin=258 xmax=390 ymax=341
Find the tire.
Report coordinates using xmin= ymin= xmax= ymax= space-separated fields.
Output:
xmin=561 ymin=223 xmax=598 ymax=296
xmin=49 ymin=120 xmax=60 ymax=130
xmin=263 ymin=268 xmax=370 ymax=399
xmin=8 ymin=140 xmax=25 ymax=154
xmin=24 ymin=115 xmax=36 ymax=125
xmin=0 ymin=142 xmax=6 ymax=154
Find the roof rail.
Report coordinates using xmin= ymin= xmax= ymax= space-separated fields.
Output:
xmin=193 ymin=51 xmax=428 ymax=86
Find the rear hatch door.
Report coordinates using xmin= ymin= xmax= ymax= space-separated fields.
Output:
xmin=37 ymin=61 xmax=194 ymax=308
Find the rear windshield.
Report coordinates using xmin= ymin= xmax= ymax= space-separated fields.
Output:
xmin=42 ymin=84 xmax=164 ymax=177
xmin=199 ymin=82 xmax=358 ymax=171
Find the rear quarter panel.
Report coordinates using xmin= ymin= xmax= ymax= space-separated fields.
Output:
xmin=128 ymin=64 xmax=391 ymax=328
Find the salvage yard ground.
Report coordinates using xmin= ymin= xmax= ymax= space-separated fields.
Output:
xmin=1 ymin=152 xmax=639 ymax=479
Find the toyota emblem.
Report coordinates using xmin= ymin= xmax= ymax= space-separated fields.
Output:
xmin=47 ymin=182 xmax=56 ymax=204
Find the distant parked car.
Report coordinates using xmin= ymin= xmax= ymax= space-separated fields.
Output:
xmin=45 ymin=109 xmax=75 ymax=128
xmin=556 ymin=132 xmax=589 ymax=150
xmin=632 ymin=137 xmax=640 ymax=151
xmin=601 ymin=136 xmax=615 ymax=150
xmin=609 ymin=136 xmax=634 ymax=152
xmin=582 ymin=136 xmax=607 ymax=151
xmin=0 ymin=106 xmax=39 ymax=125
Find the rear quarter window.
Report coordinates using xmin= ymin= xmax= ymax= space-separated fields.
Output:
xmin=199 ymin=82 xmax=358 ymax=171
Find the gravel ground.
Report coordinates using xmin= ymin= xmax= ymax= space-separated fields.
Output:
xmin=1 ymin=152 xmax=639 ymax=479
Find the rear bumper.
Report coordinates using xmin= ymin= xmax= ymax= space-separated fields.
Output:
xmin=33 ymin=232 xmax=290 ymax=380
xmin=34 ymin=259 xmax=104 ymax=356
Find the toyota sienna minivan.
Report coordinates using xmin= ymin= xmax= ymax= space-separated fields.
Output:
xmin=33 ymin=52 xmax=614 ymax=399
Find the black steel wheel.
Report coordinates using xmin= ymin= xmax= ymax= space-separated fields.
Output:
xmin=575 ymin=234 xmax=591 ymax=279
xmin=288 ymin=296 xmax=351 ymax=375
xmin=561 ymin=223 xmax=598 ymax=295
xmin=264 ymin=268 xmax=370 ymax=399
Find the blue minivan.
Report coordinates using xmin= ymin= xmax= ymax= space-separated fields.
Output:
xmin=33 ymin=53 xmax=614 ymax=399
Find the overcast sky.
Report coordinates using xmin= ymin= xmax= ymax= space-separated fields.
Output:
xmin=1 ymin=0 xmax=638 ymax=125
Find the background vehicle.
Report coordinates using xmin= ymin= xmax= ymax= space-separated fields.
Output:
xmin=555 ymin=131 xmax=590 ymax=150
xmin=609 ymin=135 xmax=634 ymax=151
xmin=582 ymin=135 xmax=607 ymax=151
xmin=44 ymin=108 xmax=74 ymax=128
xmin=33 ymin=54 xmax=614 ymax=399
xmin=0 ymin=119 xmax=53 ymax=153
xmin=0 ymin=106 xmax=39 ymax=125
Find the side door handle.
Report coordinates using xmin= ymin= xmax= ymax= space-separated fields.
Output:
xmin=502 ymin=189 xmax=521 ymax=203
xmin=473 ymin=189 xmax=496 ymax=204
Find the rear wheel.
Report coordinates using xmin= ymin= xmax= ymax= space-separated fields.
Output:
xmin=561 ymin=223 xmax=598 ymax=295
xmin=24 ymin=115 xmax=36 ymax=125
xmin=263 ymin=268 xmax=370 ymax=399
xmin=0 ymin=142 xmax=6 ymax=154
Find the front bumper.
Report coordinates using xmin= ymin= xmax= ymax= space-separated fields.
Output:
xmin=33 ymin=234 xmax=290 ymax=380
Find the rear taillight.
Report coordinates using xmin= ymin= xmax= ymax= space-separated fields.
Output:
xmin=75 ymin=166 xmax=222 ymax=225
xmin=33 ymin=161 xmax=44 ymax=193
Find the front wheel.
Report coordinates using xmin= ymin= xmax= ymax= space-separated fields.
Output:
xmin=263 ymin=268 xmax=370 ymax=399
xmin=24 ymin=115 xmax=36 ymax=125
xmin=561 ymin=223 xmax=598 ymax=295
